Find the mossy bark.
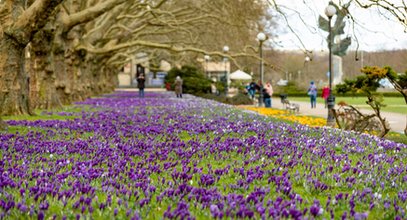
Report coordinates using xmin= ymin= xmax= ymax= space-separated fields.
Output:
xmin=0 ymin=36 xmax=31 ymax=116
xmin=31 ymin=30 xmax=62 ymax=110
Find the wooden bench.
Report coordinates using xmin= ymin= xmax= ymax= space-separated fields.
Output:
xmin=282 ymin=99 xmax=300 ymax=114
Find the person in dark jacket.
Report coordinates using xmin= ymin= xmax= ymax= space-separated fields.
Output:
xmin=307 ymin=81 xmax=317 ymax=108
xmin=247 ymin=80 xmax=258 ymax=99
xmin=137 ymin=73 xmax=145 ymax=98
xmin=262 ymin=88 xmax=271 ymax=107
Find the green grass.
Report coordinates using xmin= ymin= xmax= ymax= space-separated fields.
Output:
xmin=288 ymin=96 xmax=406 ymax=114
xmin=386 ymin=132 xmax=407 ymax=144
xmin=2 ymin=106 xmax=86 ymax=121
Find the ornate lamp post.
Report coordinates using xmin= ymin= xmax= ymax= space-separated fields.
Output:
xmin=325 ymin=4 xmax=336 ymax=127
xmin=223 ymin=45 xmax=229 ymax=96
xmin=204 ymin=55 xmax=210 ymax=78
xmin=257 ymin=32 xmax=266 ymax=107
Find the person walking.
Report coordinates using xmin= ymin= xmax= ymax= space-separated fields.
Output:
xmin=247 ymin=80 xmax=258 ymax=100
xmin=174 ymin=76 xmax=183 ymax=98
xmin=321 ymin=85 xmax=330 ymax=108
xmin=137 ymin=73 xmax=145 ymax=98
xmin=264 ymin=81 xmax=273 ymax=107
xmin=211 ymin=82 xmax=217 ymax=95
xmin=307 ymin=81 xmax=317 ymax=108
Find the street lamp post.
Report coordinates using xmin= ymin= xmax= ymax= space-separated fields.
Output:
xmin=223 ymin=45 xmax=229 ymax=96
xmin=304 ymin=56 xmax=310 ymax=83
xmin=325 ymin=5 xmax=336 ymax=127
xmin=204 ymin=55 xmax=210 ymax=78
xmin=257 ymin=32 xmax=266 ymax=107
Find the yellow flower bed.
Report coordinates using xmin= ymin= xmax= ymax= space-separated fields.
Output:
xmin=240 ymin=106 xmax=326 ymax=127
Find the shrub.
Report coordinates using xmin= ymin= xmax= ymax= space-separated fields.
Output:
xmin=228 ymin=93 xmax=253 ymax=105
xmin=275 ymin=81 xmax=304 ymax=94
xmin=198 ymin=93 xmax=253 ymax=105
xmin=165 ymin=65 xmax=212 ymax=95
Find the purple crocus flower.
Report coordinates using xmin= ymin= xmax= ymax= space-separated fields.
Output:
xmin=354 ymin=212 xmax=368 ymax=220
xmin=310 ymin=200 xmax=322 ymax=217
xmin=37 ymin=211 xmax=44 ymax=220
xmin=210 ymin=204 xmax=220 ymax=218
xmin=289 ymin=208 xmax=302 ymax=219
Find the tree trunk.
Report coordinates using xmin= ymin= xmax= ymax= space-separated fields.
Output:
xmin=0 ymin=35 xmax=32 ymax=129
xmin=0 ymin=36 xmax=31 ymax=116
xmin=402 ymin=90 xmax=407 ymax=136
xmin=405 ymin=116 xmax=407 ymax=136
xmin=65 ymin=47 xmax=89 ymax=102
xmin=77 ymin=61 xmax=93 ymax=100
xmin=31 ymin=30 xmax=63 ymax=110
xmin=54 ymin=51 xmax=72 ymax=105
xmin=33 ymin=54 xmax=62 ymax=110
xmin=72 ymin=65 xmax=87 ymax=102
xmin=104 ymin=66 xmax=119 ymax=93
xmin=25 ymin=44 xmax=39 ymax=111
xmin=91 ymin=64 xmax=103 ymax=96
xmin=54 ymin=26 xmax=82 ymax=105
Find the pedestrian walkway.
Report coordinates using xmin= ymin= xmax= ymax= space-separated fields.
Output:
xmin=114 ymin=88 xmax=405 ymax=134
xmin=270 ymin=97 xmax=406 ymax=134
xmin=116 ymin=87 xmax=167 ymax=92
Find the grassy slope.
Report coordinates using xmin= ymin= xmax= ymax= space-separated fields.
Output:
xmin=287 ymin=97 xmax=406 ymax=114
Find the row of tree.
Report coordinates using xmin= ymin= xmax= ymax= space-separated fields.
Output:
xmin=0 ymin=0 xmax=269 ymax=129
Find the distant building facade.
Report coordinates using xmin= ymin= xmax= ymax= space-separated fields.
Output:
xmin=117 ymin=54 xmax=171 ymax=88
xmin=202 ymin=60 xmax=230 ymax=85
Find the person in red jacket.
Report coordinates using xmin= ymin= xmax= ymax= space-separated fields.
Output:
xmin=321 ymin=85 xmax=330 ymax=108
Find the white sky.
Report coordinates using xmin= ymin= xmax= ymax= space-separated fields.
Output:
xmin=269 ymin=0 xmax=407 ymax=52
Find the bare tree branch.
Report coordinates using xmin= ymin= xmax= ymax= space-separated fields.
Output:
xmin=5 ymin=0 xmax=63 ymax=45
xmin=61 ymin=0 xmax=129 ymax=33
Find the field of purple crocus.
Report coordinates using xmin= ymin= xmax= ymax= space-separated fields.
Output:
xmin=1 ymin=91 xmax=407 ymax=219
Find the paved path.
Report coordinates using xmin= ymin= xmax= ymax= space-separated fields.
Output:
xmin=116 ymin=88 xmax=406 ymax=134
xmin=269 ymin=97 xmax=406 ymax=134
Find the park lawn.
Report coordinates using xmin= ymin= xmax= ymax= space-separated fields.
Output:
xmin=288 ymin=96 xmax=406 ymax=114
xmin=1 ymin=91 xmax=407 ymax=219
